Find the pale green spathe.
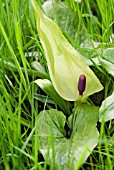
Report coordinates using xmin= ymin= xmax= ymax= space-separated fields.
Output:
xmin=31 ymin=0 xmax=103 ymax=101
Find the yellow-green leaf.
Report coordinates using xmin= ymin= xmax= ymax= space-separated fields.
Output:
xmin=31 ymin=0 xmax=103 ymax=101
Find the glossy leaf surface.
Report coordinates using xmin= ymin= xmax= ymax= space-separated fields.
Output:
xmin=37 ymin=103 xmax=99 ymax=169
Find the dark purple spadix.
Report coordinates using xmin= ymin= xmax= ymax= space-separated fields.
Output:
xmin=78 ymin=74 xmax=86 ymax=95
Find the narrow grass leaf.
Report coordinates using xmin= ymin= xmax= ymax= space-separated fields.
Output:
xmin=0 ymin=21 xmax=26 ymax=88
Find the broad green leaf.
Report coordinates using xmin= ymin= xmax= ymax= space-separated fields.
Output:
xmin=34 ymin=79 xmax=71 ymax=116
xmin=42 ymin=0 xmax=87 ymax=44
xmin=99 ymin=48 xmax=114 ymax=76
xmin=31 ymin=0 xmax=103 ymax=101
xmin=99 ymin=91 xmax=114 ymax=122
xmin=37 ymin=103 xmax=99 ymax=170
xmin=42 ymin=0 xmax=80 ymax=41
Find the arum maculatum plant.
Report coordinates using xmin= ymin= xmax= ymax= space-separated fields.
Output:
xmin=31 ymin=0 xmax=103 ymax=169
